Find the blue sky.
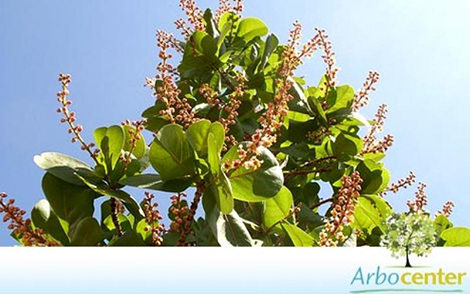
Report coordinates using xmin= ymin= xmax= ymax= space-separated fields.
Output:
xmin=0 ymin=0 xmax=469 ymax=245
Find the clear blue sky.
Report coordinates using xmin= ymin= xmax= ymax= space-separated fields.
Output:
xmin=1 ymin=0 xmax=469 ymax=245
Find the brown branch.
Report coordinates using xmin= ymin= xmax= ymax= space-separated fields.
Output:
xmin=177 ymin=181 xmax=206 ymax=246
xmin=310 ymin=197 xmax=333 ymax=210
xmin=284 ymin=168 xmax=332 ymax=179
xmin=110 ymin=198 xmax=123 ymax=237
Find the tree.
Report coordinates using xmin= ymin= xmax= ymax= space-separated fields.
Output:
xmin=0 ymin=0 xmax=459 ymax=247
xmin=381 ymin=212 xmax=436 ymax=267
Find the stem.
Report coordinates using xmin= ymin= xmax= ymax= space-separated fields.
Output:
xmin=284 ymin=167 xmax=332 ymax=179
xmin=177 ymin=181 xmax=206 ymax=246
xmin=310 ymin=197 xmax=334 ymax=210
xmin=216 ymin=68 xmax=236 ymax=91
xmin=59 ymin=84 xmax=99 ymax=165
xmin=110 ymin=198 xmax=123 ymax=237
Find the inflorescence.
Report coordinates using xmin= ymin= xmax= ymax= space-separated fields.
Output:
xmin=57 ymin=74 xmax=100 ymax=160
xmin=436 ymin=201 xmax=455 ymax=218
xmin=407 ymin=182 xmax=428 ymax=213
xmin=0 ymin=192 xmax=58 ymax=246
xmin=382 ymin=171 xmax=416 ymax=196
xmin=319 ymin=172 xmax=363 ymax=247
xmin=142 ymin=192 xmax=165 ymax=246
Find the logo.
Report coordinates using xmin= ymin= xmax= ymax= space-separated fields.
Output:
xmin=350 ymin=266 xmax=467 ymax=293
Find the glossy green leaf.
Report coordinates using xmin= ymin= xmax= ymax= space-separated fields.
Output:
xmin=263 ymin=186 xmax=293 ymax=229
xmin=94 ymin=125 xmax=125 ymax=170
xmin=31 ymin=199 xmax=70 ymax=245
xmin=187 ymin=120 xmax=225 ymax=158
xmin=441 ymin=227 xmax=470 ymax=246
xmin=281 ymin=223 xmax=314 ymax=247
xmin=119 ymin=174 xmax=192 ymax=193
xmin=334 ymin=132 xmax=363 ymax=161
xmin=109 ymin=230 xmax=146 ymax=246
xmin=207 ymin=133 xmax=233 ymax=214
xmin=237 ymin=17 xmax=268 ymax=42
xmin=123 ymin=125 xmax=146 ymax=159
xmin=326 ymin=85 xmax=355 ymax=114
xmin=149 ymin=124 xmax=197 ymax=181
xmin=357 ymin=160 xmax=390 ymax=194
xmin=352 ymin=195 xmax=392 ymax=233
xmin=71 ymin=217 xmax=105 ymax=246
xmin=75 ymin=173 xmax=145 ymax=220
xmin=208 ymin=208 xmax=261 ymax=247
xmin=41 ymin=173 xmax=98 ymax=234
xmin=258 ymin=33 xmax=279 ymax=72
xmin=222 ymin=143 xmax=284 ymax=202
xmin=34 ymin=152 xmax=100 ymax=186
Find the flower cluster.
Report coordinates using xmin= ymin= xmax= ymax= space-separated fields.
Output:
xmin=362 ymin=104 xmax=394 ymax=154
xmin=315 ymin=28 xmax=339 ymax=89
xmin=0 ymin=193 xmax=57 ymax=246
xmin=353 ymin=71 xmax=380 ymax=111
xmin=151 ymin=31 xmax=197 ymax=128
xmin=56 ymin=74 xmax=99 ymax=159
xmin=169 ymin=192 xmax=190 ymax=233
xmin=199 ymin=74 xmax=246 ymax=147
xmin=319 ymin=171 xmax=363 ymax=247
xmin=174 ymin=18 xmax=193 ymax=40
xmin=215 ymin=0 xmax=244 ymax=21
xmin=179 ymin=0 xmax=204 ymax=31
xmin=142 ymin=192 xmax=165 ymax=246
xmin=436 ymin=201 xmax=454 ymax=218
xmin=279 ymin=20 xmax=302 ymax=77
xmin=121 ymin=119 xmax=147 ymax=165
xmin=306 ymin=126 xmax=332 ymax=144
xmin=407 ymin=182 xmax=428 ymax=213
xmin=382 ymin=171 xmax=416 ymax=196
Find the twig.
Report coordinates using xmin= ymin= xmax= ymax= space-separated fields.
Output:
xmin=177 ymin=181 xmax=206 ymax=246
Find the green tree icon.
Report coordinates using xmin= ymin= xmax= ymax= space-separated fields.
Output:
xmin=381 ymin=212 xmax=436 ymax=267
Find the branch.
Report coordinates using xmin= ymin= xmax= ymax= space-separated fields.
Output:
xmin=177 ymin=181 xmax=206 ymax=246
xmin=310 ymin=197 xmax=333 ymax=210
xmin=284 ymin=167 xmax=332 ymax=179
xmin=110 ymin=198 xmax=123 ymax=237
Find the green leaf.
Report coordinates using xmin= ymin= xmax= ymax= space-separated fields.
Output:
xmin=123 ymin=125 xmax=146 ymax=159
xmin=441 ymin=227 xmax=470 ymax=246
xmin=207 ymin=133 xmax=233 ymax=214
xmin=109 ymin=230 xmax=146 ymax=246
xmin=357 ymin=160 xmax=390 ymax=194
xmin=179 ymin=31 xmax=221 ymax=78
xmin=31 ymin=199 xmax=70 ymax=245
xmin=71 ymin=217 xmax=104 ymax=246
xmin=149 ymin=124 xmax=197 ymax=181
xmin=94 ymin=125 xmax=125 ymax=170
xmin=41 ymin=173 xmax=98 ymax=234
xmin=334 ymin=132 xmax=363 ymax=161
xmin=103 ymin=214 xmax=132 ymax=236
xmin=186 ymin=120 xmax=225 ymax=158
xmin=326 ymin=85 xmax=355 ymax=114
xmin=208 ymin=208 xmax=261 ymax=247
xmin=34 ymin=152 xmax=100 ymax=186
xmin=434 ymin=215 xmax=453 ymax=235
xmin=263 ymin=186 xmax=293 ymax=229
xmin=237 ymin=18 xmax=268 ymax=42
xmin=352 ymin=195 xmax=392 ymax=233
xmin=119 ymin=174 xmax=192 ymax=193
xmin=281 ymin=223 xmax=314 ymax=247
xmin=258 ymin=33 xmax=279 ymax=72
xmin=74 ymin=173 xmax=144 ymax=220
xmin=203 ymin=9 xmax=219 ymax=38
xmin=223 ymin=143 xmax=284 ymax=202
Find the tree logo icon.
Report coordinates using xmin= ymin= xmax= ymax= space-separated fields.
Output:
xmin=381 ymin=212 xmax=437 ymax=267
